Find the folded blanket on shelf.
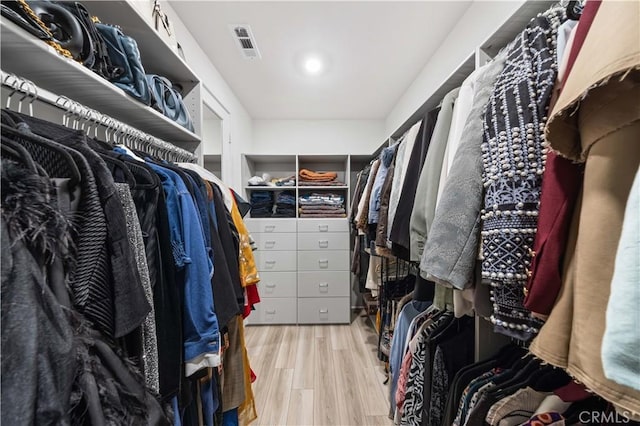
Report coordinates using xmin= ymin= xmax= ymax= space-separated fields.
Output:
xmin=298 ymin=180 xmax=345 ymax=186
xmin=299 ymin=169 xmax=338 ymax=181
xmin=298 ymin=205 xmax=344 ymax=211
xmin=299 ymin=212 xmax=347 ymax=218
xmin=299 ymin=208 xmax=346 ymax=215
xmin=298 ymin=193 xmax=344 ymax=206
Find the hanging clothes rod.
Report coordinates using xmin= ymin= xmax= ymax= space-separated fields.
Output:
xmin=1 ymin=70 xmax=197 ymax=163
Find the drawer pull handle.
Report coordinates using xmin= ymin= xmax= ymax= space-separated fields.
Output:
xmin=265 ymin=240 xmax=276 ymax=248
xmin=319 ymin=259 xmax=329 ymax=268
xmin=318 ymin=225 xmax=329 ymax=232
xmin=265 ymin=283 xmax=276 ymax=288
xmin=318 ymin=282 xmax=329 ymax=288
xmin=265 ymin=260 xmax=276 ymax=269
xmin=319 ymin=309 xmax=329 ymax=314
xmin=318 ymin=240 xmax=329 ymax=248
xmin=266 ymin=309 xmax=276 ymax=314
xmin=265 ymin=225 xmax=276 ymax=233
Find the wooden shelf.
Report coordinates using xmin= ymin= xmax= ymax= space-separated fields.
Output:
xmin=0 ymin=19 xmax=201 ymax=150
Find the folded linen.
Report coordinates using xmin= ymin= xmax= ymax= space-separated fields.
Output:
xmin=299 ymin=169 xmax=338 ymax=181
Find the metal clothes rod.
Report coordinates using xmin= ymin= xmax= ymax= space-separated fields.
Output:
xmin=1 ymin=70 xmax=197 ymax=163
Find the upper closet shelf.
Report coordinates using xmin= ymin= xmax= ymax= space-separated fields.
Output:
xmin=87 ymin=1 xmax=199 ymax=92
xmin=390 ymin=53 xmax=475 ymax=141
xmin=0 ymin=19 xmax=201 ymax=149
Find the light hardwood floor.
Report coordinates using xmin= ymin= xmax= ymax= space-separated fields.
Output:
xmin=245 ymin=312 xmax=393 ymax=426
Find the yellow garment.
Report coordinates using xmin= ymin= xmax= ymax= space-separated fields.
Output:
xmin=237 ymin=316 xmax=257 ymax=425
xmin=230 ymin=197 xmax=260 ymax=288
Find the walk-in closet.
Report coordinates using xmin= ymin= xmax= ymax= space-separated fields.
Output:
xmin=1 ymin=0 xmax=638 ymax=425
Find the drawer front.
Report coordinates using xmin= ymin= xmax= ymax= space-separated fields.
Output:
xmin=297 ymin=232 xmax=348 ymax=251
xmin=245 ymin=218 xmax=297 ymax=234
xmin=253 ymin=233 xmax=297 ymax=251
xmin=297 ymin=218 xmax=348 ymax=233
xmin=250 ymin=298 xmax=297 ymax=325
xmin=255 ymin=250 xmax=297 ymax=271
xmin=297 ymin=250 xmax=349 ymax=271
xmin=298 ymin=271 xmax=350 ymax=298
xmin=259 ymin=272 xmax=297 ymax=298
xmin=297 ymin=298 xmax=350 ymax=324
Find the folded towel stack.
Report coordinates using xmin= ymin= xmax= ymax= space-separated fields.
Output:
xmin=299 ymin=169 xmax=344 ymax=186
xmin=299 ymin=193 xmax=346 ymax=218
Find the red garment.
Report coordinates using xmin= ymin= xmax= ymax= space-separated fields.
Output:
xmin=554 ymin=381 xmax=592 ymax=402
xmin=395 ymin=348 xmax=414 ymax=411
xmin=524 ymin=152 xmax=583 ymax=316
xmin=243 ymin=284 xmax=260 ymax=319
xmin=562 ymin=0 xmax=603 ymax=89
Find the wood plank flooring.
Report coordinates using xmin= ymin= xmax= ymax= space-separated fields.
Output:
xmin=245 ymin=312 xmax=392 ymax=425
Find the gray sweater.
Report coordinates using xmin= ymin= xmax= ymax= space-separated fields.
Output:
xmin=419 ymin=49 xmax=508 ymax=289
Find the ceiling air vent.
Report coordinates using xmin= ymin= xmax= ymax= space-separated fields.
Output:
xmin=229 ymin=24 xmax=261 ymax=59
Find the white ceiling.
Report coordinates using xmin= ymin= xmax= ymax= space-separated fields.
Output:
xmin=171 ymin=1 xmax=472 ymax=120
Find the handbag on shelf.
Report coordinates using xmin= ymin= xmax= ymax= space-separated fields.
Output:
xmin=1 ymin=1 xmax=53 ymax=40
xmin=151 ymin=0 xmax=178 ymax=52
xmin=6 ymin=0 xmax=122 ymax=80
xmin=146 ymin=74 xmax=194 ymax=132
xmin=96 ymin=23 xmax=151 ymax=105
xmin=56 ymin=1 xmax=120 ymax=80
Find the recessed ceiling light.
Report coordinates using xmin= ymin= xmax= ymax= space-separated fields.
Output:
xmin=304 ymin=56 xmax=324 ymax=75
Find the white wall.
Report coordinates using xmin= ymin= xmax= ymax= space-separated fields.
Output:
xmin=252 ymin=120 xmax=385 ymax=155
xmin=128 ymin=0 xmax=253 ymax=190
xmin=385 ymin=0 xmax=526 ymax=137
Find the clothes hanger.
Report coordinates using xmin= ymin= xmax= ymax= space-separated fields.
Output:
xmin=1 ymin=137 xmax=40 ymax=174
xmin=1 ymin=111 xmax=82 ymax=189
xmin=566 ymin=0 xmax=583 ymax=20
xmin=3 ymin=73 xmax=21 ymax=110
xmin=112 ymin=123 xmax=145 ymax=163
xmin=488 ymin=357 xmax=543 ymax=398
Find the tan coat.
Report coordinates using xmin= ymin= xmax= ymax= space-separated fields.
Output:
xmin=530 ymin=0 xmax=640 ymax=418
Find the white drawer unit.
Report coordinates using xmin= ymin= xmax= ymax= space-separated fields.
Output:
xmin=259 ymin=272 xmax=297 ymax=298
xmin=297 ymin=250 xmax=350 ymax=271
xmin=297 ymin=297 xmax=350 ymax=324
xmin=297 ymin=232 xmax=349 ymax=251
xmin=298 ymin=271 xmax=350 ymax=298
xmin=297 ymin=218 xmax=349 ymax=233
xmin=245 ymin=204 xmax=351 ymax=325
xmin=253 ymin=232 xmax=297 ymax=251
xmin=255 ymin=250 xmax=297 ymax=271
xmin=245 ymin=218 xmax=297 ymax=234
xmin=251 ymin=297 xmax=297 ymax=325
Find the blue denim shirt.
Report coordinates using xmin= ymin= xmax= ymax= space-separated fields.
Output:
xmin=369 ymin=144 xmax=398 ymax=224
xmin=182 ymin=172 xmax=215 ymax=274
xmin=147 ymin=162 xmax=220 ymax=374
